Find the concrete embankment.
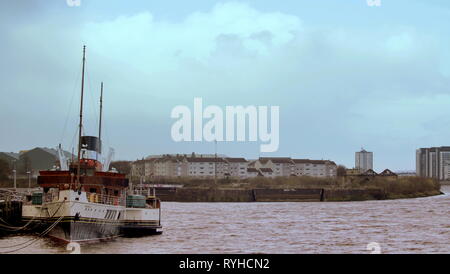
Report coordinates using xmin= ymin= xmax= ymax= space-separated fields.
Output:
xmin=323 ymin=188 xmax=386 ymax=201
xmin=155 ymin=188 xmax=254 ymax=202
xmin=154 ymin=187 xmax=388 ymax=202
xmin=252 ymin=188 xmax=324 ymax=202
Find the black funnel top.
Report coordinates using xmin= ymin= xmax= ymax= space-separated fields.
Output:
xmin=81 ymin=136 xmax=102 ymax=153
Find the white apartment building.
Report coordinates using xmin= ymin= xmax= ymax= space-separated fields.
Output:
xmin=153 ymin=158 xmax=172 ymax=178
xmin=355 ymin=149 xmax=373 ymax=172
xmin=131 ymin=154 xmax=338 ymax=180
xmin=292 ymin=159 xmax=337 ymax=177
xmin=130 ymin=159 xmax=146 ymax=177
xmin=225 ymin=157 xmax=248 ymax=178
xmin=246 ymin=167 xmax=262 ymax=178
xmin=443 ymin=163 xmax=450 ymax=181
xmin=185 ymin=157 xmax=229 ymax=178
xmin=417 ymin=146 xmax=450 ymax=180
xmin=256 ymin=157 xmax=294 ymax=177
xmin=260 ymin=168 xmax=274 ymax=177
xmin=131 ymin=156 xmax=186 ymax=179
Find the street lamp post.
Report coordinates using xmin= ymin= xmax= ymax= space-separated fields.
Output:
xmin=215 ymin=140 xmax=218 ymax=186
xmin=27 ymin=171 xmax=31 ymax=193
xmin=13 ymin=160 xmax=17 ymax=190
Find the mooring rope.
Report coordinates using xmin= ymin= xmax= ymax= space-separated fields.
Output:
xmin=0 ymin=194 xmax=46 ymax=231
xmin=0 ymin=213 xmax=40 ymax=231
xmin=0 ymin=214 xmax=65 ymax=253
xmin=0 ymin=201 xmax=65 ymax=252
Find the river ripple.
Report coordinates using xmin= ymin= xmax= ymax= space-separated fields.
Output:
xmin=1 ymin=186 xmax=449 ymax=254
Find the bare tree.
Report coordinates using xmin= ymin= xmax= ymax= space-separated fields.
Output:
xmin=110 ymin=161 xmax=132 ymax=175
xmin=0 ymin=159 xmax=9 ymax=180
xmin=337 ymin=165 xmax=347 ymax=177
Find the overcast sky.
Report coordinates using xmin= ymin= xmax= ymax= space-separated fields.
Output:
xmin=1 ymin=0 xmax=449 ymax=171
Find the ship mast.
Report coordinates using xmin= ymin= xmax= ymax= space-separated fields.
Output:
xmin=76 ymin=45 xmax=86 ymax=188
xmin=97 ymin=82 xmax=103 ymax=162
xmin=99 ymin=82 xmax=103 ymax=142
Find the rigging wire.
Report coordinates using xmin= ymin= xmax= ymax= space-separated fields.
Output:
xmin=59 ymin=59 xmax=83 ymax=147
xmin=70 ymin=124 xmax=80 ymax=158
xmin=84 ymin=61 xmax=100 ymax=137
xmin=102 ymin=110 xmax=112 ymax=157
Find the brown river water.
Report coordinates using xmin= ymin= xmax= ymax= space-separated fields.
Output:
xmin=1 ymin=186 xmax=449 ymax=254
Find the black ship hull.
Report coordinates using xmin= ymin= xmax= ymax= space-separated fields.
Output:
xmin=120 ymin=220 xmax=162 ymax=237
xmin=23 ymin=217 xmax=122 ymax=243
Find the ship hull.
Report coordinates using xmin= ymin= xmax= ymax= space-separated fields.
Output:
xmin=21 ymin=190 xmax=163 ymax=243
xmin=23 ymin=216 xmax=163 ymax=242
xmin=42 ymin=217 xmax=121 ymax=243
xmin=120 ymin=220 xmax=162 ymax=236
xmin=22 ymin=192 xmax=126 ymax=243
xmin=22 ymin=217 xmax=123 ymax=244
xmin=121 ymin=207 xmax=162 ymax=236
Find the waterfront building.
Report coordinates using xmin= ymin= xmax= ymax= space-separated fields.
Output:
xmin=225 ymin=157 xmax=248 ymax=178
xmin=185 ymin=156 xmax=229 ymax=178
xmin=130 ymin=159 xmax=146 ymax=177
xmin=260 ymin=168 xmax=274 ymax=177
xmin=246 ymin=167 xmax=262 ymax=177
xmin=130 ymin=154 xmax=338 ymax=180
xmin=256 ymin=157 xmax=294 ymax=177
xmin=131 ymin=155 xmax=188 ymax=179
xmin=355 ymin=148 xmax=373 ymax=172
xmin=292 ymin=159 xmax=337 ymax=177
xmin=416 ymin=146 xmax=450 ymax=180
xmin=444 ymin=165 xmax=450 ymax=181
xmin=379 ymin=169 xmax=398 ymax=179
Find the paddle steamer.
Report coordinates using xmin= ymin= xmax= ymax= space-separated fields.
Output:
xmin=21 ymin=46 xmax=162 ymax=243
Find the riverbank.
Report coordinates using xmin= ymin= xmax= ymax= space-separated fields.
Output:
xmin=148 ymin=176 xmax=442 ymax=202
xmin=0 ymin=176 xmax=441 ymax=202
xmin=154 ymin=187 xmax=442 ymax=202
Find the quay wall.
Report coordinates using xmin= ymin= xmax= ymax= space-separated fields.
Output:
xmin=155 ymin=188 xmax=254 ymax=202
xmin=0 ymin=201 xmax=22 ymax=236
xmin=323 ymin=188 xmax=387 ymax=201
xmin=154 ymin=187 xmax=388 ymax=202
xmin=252 ymin=188 xmax=323 ymax=202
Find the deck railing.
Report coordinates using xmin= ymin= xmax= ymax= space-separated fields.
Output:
xmin=24 ymin=191 xmax=126 ymax=206
xmin=85 ymin=192 xmax=126 ymax=206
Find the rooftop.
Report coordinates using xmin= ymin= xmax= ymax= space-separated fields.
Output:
xmin=259 ymin=157 xmax=293 ymax=164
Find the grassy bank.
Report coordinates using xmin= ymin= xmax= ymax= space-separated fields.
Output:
xmin=364 ymin=176 xmax=442 ymax=199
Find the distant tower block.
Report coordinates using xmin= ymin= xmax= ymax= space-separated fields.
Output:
xmin=355 ymin=148 xmax=373 ymax=172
